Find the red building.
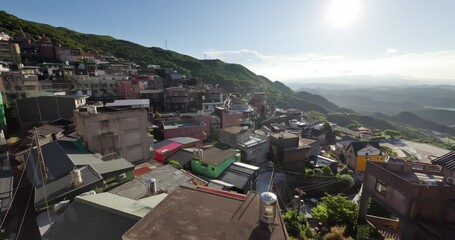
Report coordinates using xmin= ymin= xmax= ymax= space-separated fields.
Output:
xmin=154 ymin=142 xmax=183 ymax=163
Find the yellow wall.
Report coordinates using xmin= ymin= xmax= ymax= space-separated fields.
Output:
xmin=355 ymin=155 xmax=385 ymax=171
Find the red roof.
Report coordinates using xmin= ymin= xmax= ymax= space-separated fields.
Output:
xmin=155 ymin=142 xmax=182 ymax=154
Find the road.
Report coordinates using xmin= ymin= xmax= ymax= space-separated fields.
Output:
xmin=383 ymin=140 xmax=450 ymax=162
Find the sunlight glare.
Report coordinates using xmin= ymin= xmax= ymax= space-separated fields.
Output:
xmin=328 ymin=0 xmax=361 ymax=27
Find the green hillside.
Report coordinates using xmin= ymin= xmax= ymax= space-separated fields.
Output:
xmin=0 ymin=10 xmax=346 ymax=111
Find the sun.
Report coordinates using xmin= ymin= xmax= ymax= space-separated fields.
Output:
xmin=327 ymin=0 xmax=361 ymax=27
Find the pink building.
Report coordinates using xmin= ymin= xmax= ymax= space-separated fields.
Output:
xmin=162 ymin=119 xmax=209 ymax=141
xmin=117 ymin=79 xmax=141 ymax=99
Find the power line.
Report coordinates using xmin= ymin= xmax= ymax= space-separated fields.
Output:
xmin=14 ymin=138 xmax=40 ymax=240
xmin=0 ymin=132 xmax=35 ymax=229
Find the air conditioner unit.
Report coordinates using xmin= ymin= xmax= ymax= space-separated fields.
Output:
xmin=447 ymin=177 xmax=455 ymax=185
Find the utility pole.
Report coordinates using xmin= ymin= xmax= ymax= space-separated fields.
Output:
xmin=34 ymin=127 xmax=48 ymax=181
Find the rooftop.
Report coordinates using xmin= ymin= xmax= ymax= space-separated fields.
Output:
xmin=34 ymin=165 xmax=104 ymax=210
xmin=90 ymin=158 xmax=134 ymax=175
xmin=29 ymin=124 xmax=64 ymax=138
xmin=299 ymin=138 xmax=318 ymax=145
xmin=167 ymin=137 xmax=201 ymax=145
xmin=221 ymin=126 xmax=245 ymax=134
xmin=432 ymin=151 xmax=455 ymax=170
xmin=109 ymin=165 xmax=204 ymax=200
xmin=163 ymin=119 xmax=205 ymax=129
xmin=349 ymin=141 xmax=382 ymax=155
xmin=196 ymin=147 xmax=238 ymax=166
xmin=105 ymin=99 xmax=150 ymax=108
xmin=42 ymin=193 xmax=167 ymax=240
xmin=219 ymin=162 xmax=259 ymax=191
xmin=122 ymin=186 xmax=288 ymax=240
xmin=166 ymin=149 xmax=193 ymax=167
xmin=270 ymin=132 xmax=299 ymax=140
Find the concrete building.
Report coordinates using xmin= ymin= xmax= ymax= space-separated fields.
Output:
xmin=214 ymin=107 xmax=245 ymax=129
xmin=164 ymin=87 xmax=189 ymax=112
xmin=360 ymin=161 xmax=455 ymax=239
xmin=0 ymin=41 xmax=21 ymax=64
xmin=74 ymin=106 xmax=154 ymax=163
xmin=202 ymin=89 xmax=225 ymax=113
xmin=139 ymin=89 xmax=164 ymax=112
xmin=220 ymin=126 xmax=270 ymax=165
xmin=0 ymin=71 xmax=40 ymax=103
xmin=269 ymin=132 xmax=311 ymax=171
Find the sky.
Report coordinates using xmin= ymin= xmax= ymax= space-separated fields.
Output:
xmin=2 ymin=0 xmax=455 ymax=83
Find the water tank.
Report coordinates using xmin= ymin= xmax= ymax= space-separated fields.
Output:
xmin=147 ymin=178 xmax=157 ymax=195
xmin=259 ymin=192 xmax=278 ymax=225
xmin=70 ymin=168 xmax=84 ymax=188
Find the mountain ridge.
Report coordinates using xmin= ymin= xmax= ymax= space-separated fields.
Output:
xmin=0 ymin=10 xmax=347 ymax=112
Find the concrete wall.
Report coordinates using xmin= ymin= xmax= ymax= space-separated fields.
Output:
xmin=74 ymin=108 xmax=154 ymax=163
xmin=360 ymin=162 xmax=455 ymax=231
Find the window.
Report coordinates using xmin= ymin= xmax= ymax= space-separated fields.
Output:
xmin=201 ymin=163 xmax=208 ymax=169
xmin=375 ymin=179 xmax=387 ymax=195
xmin=211 ymin=166 xmax=215 ymax=171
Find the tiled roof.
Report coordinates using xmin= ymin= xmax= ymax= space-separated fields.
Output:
xmin=432 ymin=151 xmax=455 ymax=169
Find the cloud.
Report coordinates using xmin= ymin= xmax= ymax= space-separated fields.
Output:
xmin=202 ymin=48 xmax=455 ymax=82
xmin=386 ymin=48 xmax=399 ymax=54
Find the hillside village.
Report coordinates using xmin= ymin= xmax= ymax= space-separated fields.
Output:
xmin=1 ymin=26 xmax=455 ymax=240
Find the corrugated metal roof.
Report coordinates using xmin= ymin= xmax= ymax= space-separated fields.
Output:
xmin=432 ymin=151 xmax=455 ymax=170
xmin=90 ymin=158 xmax=134 ymax=175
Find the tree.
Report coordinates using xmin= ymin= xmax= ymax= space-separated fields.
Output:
xmin=311 ymin=194 xmax=359 ymax=234
xmin=283 ymin=209 xmax=312 ymax=240
xmin=380 ymin=146 xmax=397 ymax=157
xmin=356 ymin=225 xmax=382 ymax=240
xmin=383 ymin=129 xmax=401 ymax=139
xmin=335 ymin=174 xmax=354 ymax=190
xmin=305 ymin=111 xmax=327 ymax=123
xmin=168 ymin=160 xmax=181 ymax=168
xmin=304 ymin=168 xmax=315 ymax=176
xmin=323 ymin=226 xmax=353 ymax=240
xmin=320 ymin=166 xmax=333 ymax=176
xmin=314 ymin=168 xmax=323 ymax=176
